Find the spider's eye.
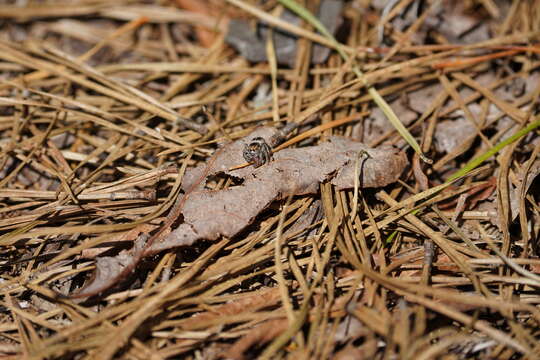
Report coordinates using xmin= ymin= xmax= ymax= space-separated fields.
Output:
xmin=243 ymin=137 xmax=272 ymax=168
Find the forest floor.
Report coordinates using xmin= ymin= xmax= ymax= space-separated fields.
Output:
xmin=0 ymin=0 xmax=539 ymax=359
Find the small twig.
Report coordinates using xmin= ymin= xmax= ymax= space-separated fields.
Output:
xmin=351 ymin=150 xmax=371 ymax=221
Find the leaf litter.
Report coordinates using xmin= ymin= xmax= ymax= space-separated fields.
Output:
xmin=0 ymin=0 xmax=540 ymax=359
xmin=75 ymin=126 xmax=407 ymax=297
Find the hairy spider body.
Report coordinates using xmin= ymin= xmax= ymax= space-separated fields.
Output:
xmin=243 ymin=137 xmax=272 ymax=168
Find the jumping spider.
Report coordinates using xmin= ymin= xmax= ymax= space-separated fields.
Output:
xmin=243 ymin=137 xmax=272 ymax=168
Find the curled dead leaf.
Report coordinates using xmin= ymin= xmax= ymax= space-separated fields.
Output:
xmin=74 ymin=126 xmax=408 ymax=297
xmin=150 ymin=127 xmax=407 ymax=253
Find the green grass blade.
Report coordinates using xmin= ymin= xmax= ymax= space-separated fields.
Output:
xmin=278 ymin=0 xmax=431 ymax=163
xmin=446 ymin=116 xmax=540 ymax=183
xmin=383 ymin=115 xmax=540 ymax=243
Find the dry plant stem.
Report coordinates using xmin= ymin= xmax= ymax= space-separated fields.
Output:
xmin=277 ymin=0 xmax=430 ymax=163
xmin=95 ymin=239 xmax=229 ymax=360
xmin=0 ymin=111 xmax=58 ymax=189
xmin=266 ymin=27 xmax=281 ymax=125
xmin=70 ymin=153 xmax=193 ymax=298
xmin=8 ymin=16 xmax=148 ymax=87
xmin=452 ymin=72 xmax=528 ymax=123
xmin=434 ymin=49 xmax=521 ymax=69
xmin=377 ymin=191 xmax=491 ymax=296
xmin=401 ymin=292 xmax=531 ymax=355
xmin=0 ymin=41 xmax=207 ymax=134
xmin=1 ymin=2 xmax=539 ymax=358
xmin=226 ymin=0 xmax=352 ymax=55
xmin=377 ymin=0 xmax=404 ymax=45
xmin=73 ymin=123 xmax=403 ymax=297
xmin=519 ymin=143 xmax=540 ymax=257
xmin=274 ymin=198 xmax=295 ymax=323
xmin=431 ymin=206 xmax=483 ymax=253
xmin=421 ymin=239 xmax=434 ymax=285
xmin=378 ymin=0 xmax=436 ymax=64
xmin=476 ymin=222 xmax=540 ymax=286
xmin=354 ymin=268 xmax=536 ymax=355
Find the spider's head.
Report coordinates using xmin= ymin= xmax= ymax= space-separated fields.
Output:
xmin=243 ymin=137 xmax=272 ymax=168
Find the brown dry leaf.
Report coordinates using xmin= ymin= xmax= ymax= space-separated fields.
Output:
xmin=437 ymin=177 xmax=497 ymax=212
xmin=434 ymin=116 xmax=477 ymax=154
xmin=1 ymin=1 xmax=539 ymax=358
xmin=225 ymin=0 xmax=343 ymax=67
xmin=425 ymin=2 xmax=492 ymax=44
xmin=412 ymin=153 xmax=429 ymax=191
xmin=150 ymin=126 xmax=408 ymax=252
xmin=283 ymin=199 xmax=322 ymax=238
xmin=363 ymin=96 xmax=418 ymax=144
xmin=71 ymin=233 xmax=150 ymax=298
xmin=74 ymin=126 xmax=407 ymax=297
